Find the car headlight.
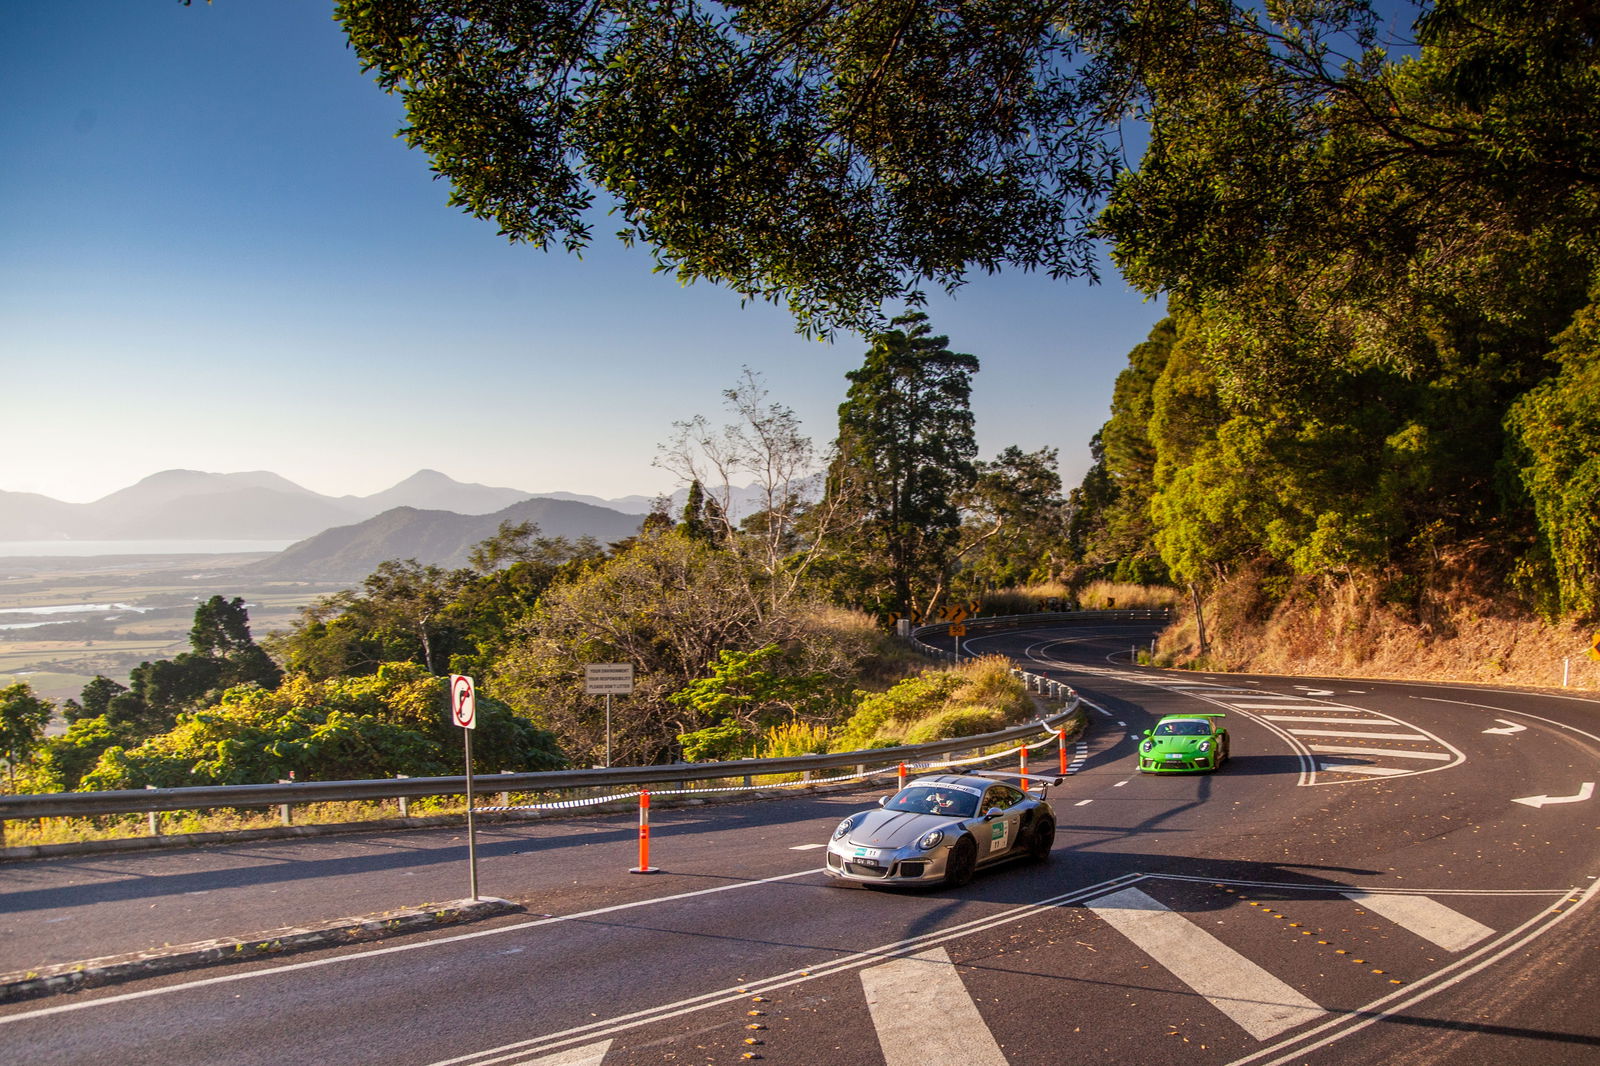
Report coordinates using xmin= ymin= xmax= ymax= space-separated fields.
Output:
xmin=1199 ymin=740 xmax=1210 ymax=752
xmin=833 ymin=817 xmax=855 ymax=840
xmin=1140 ymin=740 xmax=1154 ymax=753
xmin=917 ymin=829 xmax=945 ymax=851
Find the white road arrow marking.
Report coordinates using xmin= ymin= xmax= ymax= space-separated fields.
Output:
xmin=1512 ymin=782 xmax=1595 ymax=808
xmin=1482 ymin=719 xmax=1527 ymax=735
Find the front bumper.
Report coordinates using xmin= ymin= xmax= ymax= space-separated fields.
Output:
xmin=823 ymin=841 xmax=948 ymax=884
xmin=1139 ymin=752 xmax=1217 ymax=772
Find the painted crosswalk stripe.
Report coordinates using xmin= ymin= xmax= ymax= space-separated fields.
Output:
xmin=1341 ymin=892 xmax=1494 ymax=951
xmin=1308 ymin=745 xmax=1452 ymax=761
xmin=1290 ymin=728 xmax=1431 ymax=741
xmin=1089 ymin=887 xmax=1324 ymax=1041
xmin=507 ymin=1040 xmax=613 ymax=1066
xmin=860 ymin=947 xmax=1008 ymax=1066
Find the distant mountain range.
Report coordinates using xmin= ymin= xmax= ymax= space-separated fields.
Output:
xmin=0 ymin=469 xmax=656 ymax=542
xmin=250 ymin=497 xmax=649 ymax=581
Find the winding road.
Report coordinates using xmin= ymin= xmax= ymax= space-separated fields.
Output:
xmin=4 ymin=618 xmax=1597 ymax=1065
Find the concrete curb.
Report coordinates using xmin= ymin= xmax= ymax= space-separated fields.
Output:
xmin=0 ymin=896 xmax=521 ymax=1004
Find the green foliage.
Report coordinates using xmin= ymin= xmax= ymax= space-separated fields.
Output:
xmin=956 ymin=446 xmax=1070 ymax=592
xmin=834 ymin=656 xmax=1030 ymax=750
xmin=493 ymin=529 xmax=878 ymax=764
xmin=74 ymin=663 xmax=565 ymax=791
xmin=333 ymin=0 xmax=1139 ymax=337
xmin=826 ymin=312 xmax=980 ymax=617
xmin=0 ymin=682 xmax=54 ymax=788
xmin=670 ymin=645 xmax=836 ymax=760
xmin=276 ymin=526 xmax=602 ymax=681
xmin=677 ymin=721 xmax=752 ymax=764
xmin=1505 ymin=297 xmax=1600 ymax=619
xmin=24 ymin=714 xmax=127 ymax=793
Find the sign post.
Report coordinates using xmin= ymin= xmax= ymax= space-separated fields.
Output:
xmin=585 ymin=664 xmax=635 ymax=767
xmin=450 ymin=673 xmax=480 ymax=901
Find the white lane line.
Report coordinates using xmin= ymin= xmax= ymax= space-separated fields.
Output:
xmin=860 ymin=947 xmax=1008 ymax=1066
xmin=1114 ymin=781 xmax=1129 ymax=787
xmin=1089 ymin=887 xmax=1324 ymax=1041
xmin=1318 ymin=764 xmax=1409 ymax=777
xmin=1307 ymin=745 xmax=1452 ymax=761
xmin=789 ymin=843 xmax=827 ymax=851
xmin=1226 ymin=702 xmax=1317 ymax=710
xmin=1289 ymin=729 xmax=1431 ymax=741
xmin=1341 ymin=893 xmax=1494 ymax=952
xmin=506 ymin=1041 xmax=613 ymax=1066
xmin=1075 ymin=800 xmax=1094 ymax=806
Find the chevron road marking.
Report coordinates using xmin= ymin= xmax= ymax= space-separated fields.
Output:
xmin=1289 ymin=728 xmax=1432 ymax=741
xmin=1260 ymin=715 xmax=1396 ymax=724
xmin=1308 ymin=745 xmax=1453 ymax=761
xmin=1318 ymin=763 xmax=1409 ymax=776
xmin=860 ymin=947 xmax=1009 ymax=1066
xmin=1089 ymin=887 xmax=1325 ymax=1040
xmin=1340 ymin=893 xmax=1494 ymax=952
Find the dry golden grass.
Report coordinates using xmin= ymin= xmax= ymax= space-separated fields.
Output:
xmin=1158 ymin=571 xmax=1599 ymax=690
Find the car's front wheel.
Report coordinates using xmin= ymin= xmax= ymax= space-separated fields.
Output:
xmin=943 ymin=836 xmax=978 ymax=887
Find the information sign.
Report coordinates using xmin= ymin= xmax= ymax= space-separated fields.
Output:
xmin=585 ymin=663 xmax=635 ymax=695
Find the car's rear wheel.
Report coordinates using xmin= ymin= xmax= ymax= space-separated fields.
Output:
xmin=943 ymin=836 xmax=977 ymax=887
xmin=1025 ymin=816 xmax=1055 ymax=862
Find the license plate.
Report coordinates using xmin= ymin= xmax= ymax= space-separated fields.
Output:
xmin=1165 ymin=753 xmax=1183 ymax=760
xmin=852 ymin=857 xmax=881 ymax=868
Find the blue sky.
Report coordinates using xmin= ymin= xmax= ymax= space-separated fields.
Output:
xmin=2 ymin=0 xmax=1167 ymax=505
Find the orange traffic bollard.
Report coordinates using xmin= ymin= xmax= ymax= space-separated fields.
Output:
xmin=1020 ymin=745 xmax=1029 ymax=791
xmin=630 ymin=789 xmax=660 ymax=874
xmin=1058 ymin=729 xmax=1068 ymax=775
xmin=898 ymin=762 xmax=907 ymax=790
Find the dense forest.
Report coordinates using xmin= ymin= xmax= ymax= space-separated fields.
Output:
xmin=3 ymin=1 xmax=1596 ymax=794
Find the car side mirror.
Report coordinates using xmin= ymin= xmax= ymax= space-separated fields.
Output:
xmin=985 ymin=807 xmax=1003 ymax=820
xmin=877 ymin=796 xmax=889 ymax=807
xmin=1142 ymin=729 xmax=1153 ymax=738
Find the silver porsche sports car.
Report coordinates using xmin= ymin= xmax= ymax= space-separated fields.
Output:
xmin=824 ymin=772 xmax=1058 ymax=887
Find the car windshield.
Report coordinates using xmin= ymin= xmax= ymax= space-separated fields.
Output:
xmin=1155 ymin=720 xmax=1212 ymax=736
xmin=886 ymin=785 xmax=979 ymax=818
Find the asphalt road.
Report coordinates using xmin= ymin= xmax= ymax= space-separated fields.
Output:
xmin=3 ymin=619 xmax=1597 ymax=1066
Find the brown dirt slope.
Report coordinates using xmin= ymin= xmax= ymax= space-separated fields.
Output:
xmin=1157 ymin=572 xmax=1600 ymax=692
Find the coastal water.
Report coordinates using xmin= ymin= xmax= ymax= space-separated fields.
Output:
xmin=0 ymin=540 xmax=293 ymax=558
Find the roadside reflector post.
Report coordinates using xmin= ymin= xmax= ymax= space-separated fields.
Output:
xmin=1058 ymin=729 xmax=1068 ymax=775
xmin=276 ymin=778 xmax=293 ymax=826
xmin=898 ymin=762 xmax=907 ymax=790
xmin=631 ymin=789 xmax=661 ymax=874
xmin=145 ymin=784 xmax=159 ymax=836
xmin=1020 ymin=745 xmax=1029 ymax=791
xmin=396 ymin=774 xmax=409 ymax=818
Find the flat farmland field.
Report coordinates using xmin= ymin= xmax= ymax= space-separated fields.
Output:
xmin=0 ymin=553 xmax=346 ymax=704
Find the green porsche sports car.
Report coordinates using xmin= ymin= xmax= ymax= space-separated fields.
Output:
xmin=1138 ymin=713 xmax=1229 ymax=773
